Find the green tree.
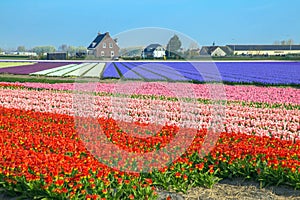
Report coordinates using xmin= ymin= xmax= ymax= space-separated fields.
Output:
xmin=76 ymin=46 xmax=87 ymax=52
xmin=67 ymin=46 xmax=87 ymax=56
xmin=166 ymin=34 xmax=182 ymax=58
xmin=32 ymin=46 xmax=56 ymax=55
xmin=67 ymin=46 xmax=77 ymax=55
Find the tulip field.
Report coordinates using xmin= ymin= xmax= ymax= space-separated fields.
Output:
xmin=0 ymin=61 xmax=300 ymax=199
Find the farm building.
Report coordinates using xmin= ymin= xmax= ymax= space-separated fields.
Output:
xmin=47 ymin=52 xmax=67 ymax=60
xmin=200 ymin=46 xmax=233 ymax=57
xmin=227 ymin=45 xmax=300 ymax=56
xmin=200 ymin=45 xmax=300 ymax=56
xmin=142 ymin=44 xmax=166 ymax=58
xmin=15 ymin=52 xmax=38 ymax=56
xmin=120 ymin=46 xmax=144 ymax=58
xmin=87 ymin=32 xmax=120 ymax=58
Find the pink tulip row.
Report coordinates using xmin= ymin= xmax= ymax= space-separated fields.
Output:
xmin=1 ymin=87 xmax=299 ymax=141
xmin=6 ymin=82 xmax=300 ymax=105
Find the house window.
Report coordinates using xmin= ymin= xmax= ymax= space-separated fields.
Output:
xmin=111 ymin=51 xmax=114 ymax=57
xmin=101 ymin=51 xmax=105 ymax=56
xmin=109 ymin=43 xmax=113 ymax=48
xmin=103 ymin=43 xmax=106 ymax=48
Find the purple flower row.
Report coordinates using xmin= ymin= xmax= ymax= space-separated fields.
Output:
xmin=0 ymin=61 xmax=299 ymax=84
xmin=0 ymin=62 xmax=78 ymax=75
xmin=103 ymin=62 xmax=300 ymax=84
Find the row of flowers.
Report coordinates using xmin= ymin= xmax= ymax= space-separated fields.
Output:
xmin=0 ymin=107 xmax=299 ymax=199
xmin=0 ymin=87 xmax=299 ymax=141
xmin=1 ymin=82 xmax=299 ymax=105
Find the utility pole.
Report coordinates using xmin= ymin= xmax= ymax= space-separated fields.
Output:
xmin=168 ymin=41 xmax=171 ymax=58
xmin=232 ymin=39 xmax=236 ymax=55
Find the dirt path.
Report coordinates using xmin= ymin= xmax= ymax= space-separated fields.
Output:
xmin=1 ymin=179 xmax=300 ymax=199
xmin=157 ymin=178 xmax=300 ymax=200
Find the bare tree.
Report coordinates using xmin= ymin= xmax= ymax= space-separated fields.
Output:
xmin=58 ymin=44 xmax=68 ymax=52
xmin=280 ymin=40 xmax=286 ymax=45
xmin=287 ymin=39 xmax=294 ymax=45
xmin=17 ymin=46 xmax=26 ymax=52
xmin=188 ymin=41 xmax=199 ymax=50
xmin=275 ymin=39 xmax=294 ymax=45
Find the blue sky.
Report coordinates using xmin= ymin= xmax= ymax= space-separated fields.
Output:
xmin=0 ymin=0 xmax=299 ymax=50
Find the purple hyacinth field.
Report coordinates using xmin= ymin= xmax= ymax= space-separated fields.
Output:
xmin=0 ymin=61 xmax=299 ymax=85
xmin=104 ymin=62 xmax=300 ymax=85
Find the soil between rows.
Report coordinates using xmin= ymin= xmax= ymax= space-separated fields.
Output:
xmin=1 ymin=178 xmax=300 ymax=200
xmin=157 ymin=178 xmax=300 ymax=200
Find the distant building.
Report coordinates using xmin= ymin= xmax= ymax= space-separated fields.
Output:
xmin=199 ymin=46 xmax=215 ymax=56
xmin=200 ymin=45 xmax=300 ymax=56
xmin=227 ymin=45 xmax=300 ymax=56
xmin=17 ymin=52 xmax=38 ymax=56
xmin=200 ymin=46 xmax=232 ymax=56
xmin=87 ymin=32 xmax=120 ymax=58
xmin=120 ymin=46 xmax=144 ymax=58
xmin=10 ymin=51 xmax=38 ymax=56
xmin=47 ymin=52 xmax=67 ymax=60
xmin=142 ymin=44 xmax=166 ymax=58
xmin=211 ymin=46 xmax=233 ymax=57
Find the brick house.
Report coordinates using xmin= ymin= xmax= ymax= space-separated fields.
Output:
xmin=87 ymin=32 xmax=120 ymax=58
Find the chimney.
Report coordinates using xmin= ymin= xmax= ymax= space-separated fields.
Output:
xmin=98 ymin=32 xmax=101 ymax=35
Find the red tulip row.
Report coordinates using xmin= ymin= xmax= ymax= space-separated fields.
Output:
xmin=0 ymin=107 xmax=157 ymax=199
xmin=0 ymin=107 xmax=299 ymax=199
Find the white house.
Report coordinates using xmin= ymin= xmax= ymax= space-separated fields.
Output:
xmin=142 ymin=44 xmax=166 ymax=58
xmin=200 ymin=46 xmax=233 ymax=57
xmin=18 ymin=52 xmax=38 ymax=56
xmin=211 ymin=46 xmax=232 ymax=57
